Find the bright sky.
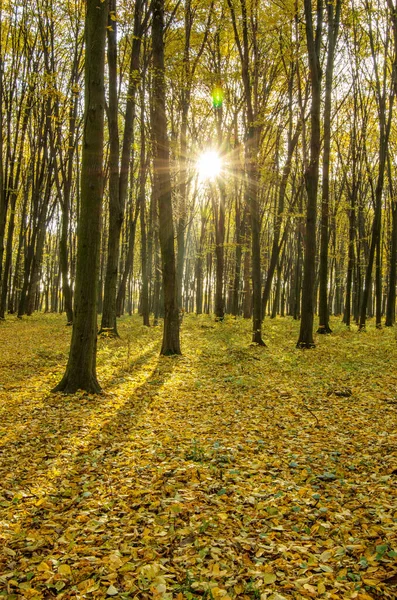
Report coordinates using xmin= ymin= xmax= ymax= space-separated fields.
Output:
xmin=197 ymin=150 xmax=222 ymax=182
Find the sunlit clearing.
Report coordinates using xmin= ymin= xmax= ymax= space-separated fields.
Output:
xmin=197 ymin=151 xmax=222 ymax=182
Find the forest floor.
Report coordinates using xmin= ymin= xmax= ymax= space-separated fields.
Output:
xmin=0 ymin=314 xmax=396 ymax=600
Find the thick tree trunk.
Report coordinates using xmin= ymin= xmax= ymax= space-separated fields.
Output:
xmin=151 ymin=0 xmax=181 ymax=355
xmin=53 ymin=0 xmax=108 ymax=394
xmin=297 ymin=0 xmax=323 ymax=348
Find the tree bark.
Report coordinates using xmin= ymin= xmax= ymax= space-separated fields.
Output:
xmin=100 ymin=0 xmax=121 ymax=336
xmin=385 ymin=159 xmax=397 ymax=325
xmin=297 ymin=0 xmax=323 ymax=348
xmin=359 ymin=1 xmax=395 ymax=329
xmin=317 ymin=0 xmax=341 ymax=334
xmin=151 ymin=0 xmax=181 ymax=355
xmin=53 ymin=0 xmax=108 ymax=394
xmin=213 ymin=181 xmax=225 ymax=320
xmin=227 ymin=0 xmax=264 ymax=345
xmin=139 ymin=89 xmax=149 ymax=326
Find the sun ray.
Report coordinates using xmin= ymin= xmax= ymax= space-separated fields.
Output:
xmin=197 ymin=150 xmax=222 ymax=182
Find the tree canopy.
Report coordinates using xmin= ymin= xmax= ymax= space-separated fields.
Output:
xmin=0 ymin=0 xmax=396 ymax=380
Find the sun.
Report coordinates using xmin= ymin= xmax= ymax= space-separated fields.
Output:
xmin=197 ymin=150 xmax=222 ymax=182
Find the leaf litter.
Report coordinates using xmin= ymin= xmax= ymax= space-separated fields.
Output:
xmin=0 ymin=313 xmax=396 ymax=599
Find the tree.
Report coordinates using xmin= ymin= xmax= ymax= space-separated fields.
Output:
xmin=359 ymin=0 xmax=395 ymax=330
xmin=151 ymin=0 xmax=181 ymax=355
xmin=101 ymin=0 xmax=147 ymax=334
xmin=297 ymin=0 xmax=323 ymax=348
xmin=317 ymin=0 xmax=341 ymax=334
xmin=0 ymin=3 xmax=37 ymax=319
xmin=384 ymin=0 xmax=397 ymax=326
xmin=227 ymin=0 xmax=265 ymax=346
xmin=175 ymin=0 xmax=213 ymax=310
xmin=53 ymin=0 xmax=108 ymax=394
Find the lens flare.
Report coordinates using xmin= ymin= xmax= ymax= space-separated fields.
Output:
xmin=212 ymin=86 xmax=223 ymax=109
xmin=197 ymin=151 xmax=222 ymax=181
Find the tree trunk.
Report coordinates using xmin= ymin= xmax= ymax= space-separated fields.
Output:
xmin=242 ymin=248 xmax=251 ymax=318
xmin=297 ymin=0 xmax=323 ymax=348
xmin=214 ymin=181 xmax=225 ymax=320
xmin=151 ymin=0 xmax=181 ymax=355
xmin=100 ymin=0 xmax=121 ymax=336
xmin=360 ymin=1 xmax=395 ymax=329
xmin=385 ymin=174 xmax=397 ymax=326
xmin=262 ymin=76 xmax=301 ymax=319
xmin=53 ymin=0 xmax=108 ymax=394
xmin=0 ymin=191 xmax=17 ymax=319
xmin=139 ymin=91 xmax=149 ymax=326
xmin=227 ymin=0 xmax=264 ymax=345
xmin=116 ymin=201 xmax=139 ymax=316
xmin=317 ymin=0 xmax=341 ymax=334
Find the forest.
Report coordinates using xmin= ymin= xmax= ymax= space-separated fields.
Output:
xmin=0 ymin=0 xmax=397 ymax=598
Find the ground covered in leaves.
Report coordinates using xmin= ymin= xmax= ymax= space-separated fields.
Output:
xmin=0 ymin=314 xmax=396 ymax=600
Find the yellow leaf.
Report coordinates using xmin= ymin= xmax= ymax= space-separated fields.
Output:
xmin=210 ymin=587 xmax=226 ymax=599
xmin=58 ymin=564 xmax=72 ymax=576
xmin=362 ymin=578 xmax=380 ymax=586
xmin=37 ymin=561 xmax=51 ymax=572
xmin=317 ymin=581 xmax=326 ymax=594
xmin=78 ymin=579 xmax=99 ymax=593
xmin=263 ymin=572 xmax=277 ymax=584
xmin=108 ymin=552 xmax=124 ymax=571
xmin=139 ymin=563 xmax=161 ymax=580
xmin=106 ymin=585 xmax=119 ymax=596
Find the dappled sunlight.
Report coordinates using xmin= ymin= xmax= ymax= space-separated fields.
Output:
xmin=1 ymin=314 xmax=397 ymax=597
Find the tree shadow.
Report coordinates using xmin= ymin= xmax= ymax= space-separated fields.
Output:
xmin=0 ymin=353 xmax=177 ymax=528
xmin=0 ymin=354 xmax=180 ymax=588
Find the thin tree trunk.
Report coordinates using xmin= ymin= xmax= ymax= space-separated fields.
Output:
xmin=139 ymin=90 xmax=149 ymax=326
xmin=385 ymin=166 xmax=397 ymax=326
xmin=100 ymin=0 xmax=121 ymax=336
xmin=317 ymin=0 xmax=341 ymax=334
xmin=214 ymin=181 xmax=225 ymax=320
xmin=360 ymin=0 xmax=395 ymax=329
